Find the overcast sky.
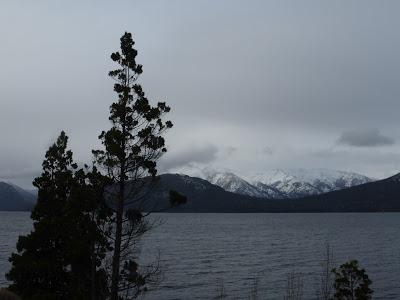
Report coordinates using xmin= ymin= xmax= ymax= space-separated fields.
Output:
xmin=1 ymin=0 xmax=400 ymax=187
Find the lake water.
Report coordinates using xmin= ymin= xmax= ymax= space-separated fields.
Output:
xmin=0 ymin=212 xmax=399 ymax=299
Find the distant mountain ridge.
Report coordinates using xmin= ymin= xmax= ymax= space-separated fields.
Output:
xmin=172 ymin=168 xmax=372 ymax=199
xmin=245 ymin=168 xmax=372 ymax=198
xmin=294 ymin=172 xmax=400 ymax=212
xmin=132 ymin=173 xmax=400 ymax=212
xmin=0 ymin=168 xmax=372 ymax=211
xmin=1 ymin=172 xmax=399 ymax=212
xmin=0 ymin=182 xmax=36 ymax=211
xmin=128 ymin=174 xmax=296 ymax=213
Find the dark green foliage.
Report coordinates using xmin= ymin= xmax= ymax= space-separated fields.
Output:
xmin=7 ymin=132 xmax=111 ymax=300
xmin=331 ymin=260 xmax=373 ymax=300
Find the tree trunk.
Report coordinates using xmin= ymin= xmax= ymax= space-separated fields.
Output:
xmin=90 ymin=243 xmax=96 ymax=300
xmin=110 ymin=179 xmax=125 ymax=300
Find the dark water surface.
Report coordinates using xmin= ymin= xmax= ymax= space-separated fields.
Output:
xmin=1 ymin=212 xmax=399 ymax=299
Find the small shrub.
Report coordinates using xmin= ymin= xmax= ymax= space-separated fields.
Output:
xmin=331 ymin=260 xmax=373 ymax=300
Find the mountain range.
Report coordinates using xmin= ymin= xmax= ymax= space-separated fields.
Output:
xmin=173 ymin=168 xmax=372 ymax=199
xmin=290 ymin=173 xmax=400 ymax=212
xmin=135 ymin=173 xmax=400 ymax=212
xmin=1 ymin=168 xmax=399 ymax=212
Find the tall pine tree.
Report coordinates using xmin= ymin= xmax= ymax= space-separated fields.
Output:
xmin=93 ymin=32 xmax=174 ymax=300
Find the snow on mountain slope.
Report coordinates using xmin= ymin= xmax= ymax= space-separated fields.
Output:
xmin=169 ymin=167 xmax=273 ymax=198
xmin=204 ymin=171 xmax=267 ymax=198
xmin=252 ymin=181 xmax=287 ymax=199
xmin=245 ymin=169 xmax=372 ymax=198
xmin=169 ymin=166 xmax=373 ymax=199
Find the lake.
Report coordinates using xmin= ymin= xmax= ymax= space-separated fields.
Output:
xmin=0 ymin=212 xmax=399 ymax=299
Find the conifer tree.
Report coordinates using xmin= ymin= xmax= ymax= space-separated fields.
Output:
xmin=7 ymin=132 xmax=76 ymax=299
xmin=67 ymin=165 xmax=113 ymax=300
xmin=7 ymin=132 xmax=110 ymax=300
xmin=92 ymin=32 xmax=174 ymax=300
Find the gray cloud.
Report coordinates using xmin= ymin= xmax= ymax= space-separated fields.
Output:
xmin=1 ymin=1 xmax=400 ymax=184
xmin=159 ymin=144 xmax=218 ymax=172
xmin=262 ymin=146 xmax=274 ymax=155
xmin=309 ymin=147 xmax=400 ymax=179
xmin=225 ymin=146 xmax=237 ymax=156
xmin=0 ymin=169 xmax=39 ymax=180
xmin=337 ymin=129 xmax=394 ymax=147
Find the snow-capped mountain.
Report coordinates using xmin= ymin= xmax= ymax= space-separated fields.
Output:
xmin=205 ymin=171 xmax=264 ymax=197
xmin=169 ymin=167 xmax=373 ymax=199
xmin=202 ymin=170 xmax=285 ymax=198
xmin=245 ymin=169 xmax=372 ymax=198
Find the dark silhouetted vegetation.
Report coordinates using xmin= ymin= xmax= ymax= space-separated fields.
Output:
xmin=332 ymin=260 xmax=373 ymax=300
xmin=92 ymin=31 xmax=176 ymax=300
xmin=0 ymin=288 xmax=21 ymax=300
xmin=284 ymin=271 xmax=304 ymax=300
xmin=316 ymin=243 xmax=335 ymax=300
xmin=6 ymin=133 xmax=112 ymax=299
